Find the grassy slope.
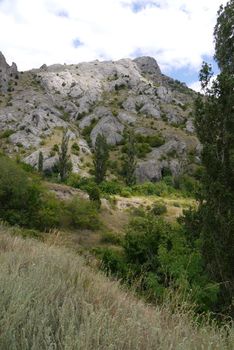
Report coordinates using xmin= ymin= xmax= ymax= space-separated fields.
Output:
xmin=0 ymin=224 xmax=233 ymax=350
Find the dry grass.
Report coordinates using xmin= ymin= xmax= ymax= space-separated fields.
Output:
xmin=0 ymin=225 xmax=233 ymax=350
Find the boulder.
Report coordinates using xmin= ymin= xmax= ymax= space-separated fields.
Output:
xmin=135 ymin=140 xmax=186 ymax=182
xmin=186 ymin=119 xmax=195 ymax=133
xmin=90 ymin=115 xmax=124 ymax=146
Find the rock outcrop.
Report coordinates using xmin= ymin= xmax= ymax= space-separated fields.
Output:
xmin=0 ymin=52 xmax=199 ymax=182
xmin=0 ymin=52 xmax=18 ymax=93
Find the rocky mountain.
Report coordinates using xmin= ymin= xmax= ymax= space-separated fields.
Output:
xmin=0 ymin=52 xmax=200 ymax=182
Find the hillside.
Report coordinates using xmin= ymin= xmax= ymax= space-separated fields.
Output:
xmin=0 ymin=224 xmax=232 ymax=350
xmin=0 ymin=52 xmax=200 ymax=182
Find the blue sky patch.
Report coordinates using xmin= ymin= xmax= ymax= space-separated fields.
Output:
xmin=57 ymin=10 xmax=69 ymax=18
xmin=131 ymin=1 xmax=160 ymax=13
xmin=162 ymin=56 xmax=219 ymax=86
xmin=73 ymin=38 xmax=84 ymax=48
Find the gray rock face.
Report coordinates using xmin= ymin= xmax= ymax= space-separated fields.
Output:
xmin=9 ymin=131 xmax=41 ymax=149
xmin=0 ymin=113 xmax=17 ymax=130
xmin=0 ymin=52 xmax=198 ymax=183
xmin=0 ymin=52 xmax=18 ymax=93
xmin=134 ymin=56 xmax=162 ymax=79
xmin=117 ymin=111 xmax=137 ymax=124
xmin=24 ymin=150 xmax=59 ymax=172
xmin=135 ymin=140 xmax=186 ymax=182
xmin=90 ymin=115 xmax=124 ymax=146
xmin=156 ymin=86 xmax=172 ymax=103
xmin=186 ymin=119 xmax=195 ymax=133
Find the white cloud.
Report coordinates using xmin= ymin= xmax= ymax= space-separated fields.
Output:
xmin=0 ymin=0 xmax=228 ymax=73
xmin=189 ymin=74 xmax=218 ymax=93
xmin=189 ymin=80 xmax=202 ymax=92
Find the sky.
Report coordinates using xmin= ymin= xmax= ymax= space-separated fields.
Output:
xmin=0 ymin=0 xmax=227 ymax=91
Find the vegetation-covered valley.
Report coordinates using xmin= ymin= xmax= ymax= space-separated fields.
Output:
xmin=0 ymin=0 xmax=233 ymax=348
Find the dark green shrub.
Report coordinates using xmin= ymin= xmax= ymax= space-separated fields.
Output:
xmin=65 ymin=197 xmax=100 ymax=230
xmin=101 ymin=231 xmax=122 ymax=245
xmin=101 ymin=248 xmax=127 ymax=277
xmin=0 ymin=129 xmax=14 ymax=139
xmin=147 ymin=135 xmax=165 ymax=147
xmin=99 ymin=181 xmax=122 ymax=195
xmin=52 ymin=144 xmax=59 ymax=153
xmin=0 ymin=156 xmax=42 ymax=228
xmin=37 ymin=193 xmax=63 ymax=230
xmin=67 ymin=174 xmax=95 ymax=192
xmin=136 ymin=143 xmax=151 ymax=158
xmin=150 ymin=202 xmax=167 ymax=216
xmin=174 ymin=175 xmax=199 ymax=195
xmin=87 ymin=184 xmax=101 ymax=208
xmin=71 ymin=142 xmax=80 ymax=155
xmin=101 ymin=215 xmax=219 ymax=311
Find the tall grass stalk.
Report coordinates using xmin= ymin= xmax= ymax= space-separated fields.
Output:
xmin=0 ymin=225 xmax=233 ymax=349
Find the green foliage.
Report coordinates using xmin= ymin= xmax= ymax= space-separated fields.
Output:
xmin=101 ymin=215 xmax=219 ymax=312
xmin=99 ymin=180 xmax=123 ymax=195
xmin=52 ymin=144 xmax=59 ymax=153
xmin=37 ymin=193 xmax=63 ymax=230
xmin=38 ymin=151 xmax=44 ymax=173
xmin=93 ymin=134 xmax=109 ymax=184
xmin=65 ymin=197 xmax=100 ymax=230
xmin=150 ymin=201 xmax=167 ymax=216
xmin=0 ymin=156 xmax=100 ymax=231
xmin=135 ymin=134 xmax=165 ymax=148
xmin=0 ymin=156 xmax=43 ymax=228
xmin=0 ymin=129 xmax=14 ymax=139
xmin=101 ymin=248 xmax=127 ymax=276
xmin=136 ymin=142 xmax=151 ymax=158
xmin=214 ymin=0 xmax=234 ymax=73
xmin=71 ymin=142 xmax=80 ymax=155
xmin=132 ymin=181 xmax=177 ymax=197
xmin=121 ymin=129 xmax=137 ymax=185
xmin=190 ymin=2 xmax=234 ymax=314
xmin=58 ymin=130 xmax=72 ymax=181
xmin=121 ymin=133 xmax=165 ymax=160
xmin=81 ymin=119 xmax=97 ymax=144
xmin=87 ymin=184 xmax=101 ymax=209
xmin=101 ymin=231 xmax=123 ymax=245
xmin=173 ymin=175 xmax=199 ymax=196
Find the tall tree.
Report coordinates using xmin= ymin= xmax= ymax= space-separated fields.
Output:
xmin=121 ymin=129 xmax=137 ymax=186
xmin=93 ymin=133 xmax=109 ymax=184
xmin=193 ymin=0 xmax=234 ymax=314
xmin=38 ymin=151 xmax=44 ymax=173
xmin=214 ymin=0 xmax=234 ymax=74
xmin=58 ymin=130 xmax=72 ymax=182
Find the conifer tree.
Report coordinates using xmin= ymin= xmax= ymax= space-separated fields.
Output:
xmin=93 ymin=134 xmax=109 ymax=184
xmin=121 ymin=129 xmax=137 ymax=186
xmin=193 ymin=0 xmax=234 ymax=314
xmin=38 ymin=151 xmax=44 ymax=173
xmin=58 ymin=130 xmax=72 ymax=182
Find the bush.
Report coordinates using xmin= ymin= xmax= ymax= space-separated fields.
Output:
xmin=101 ymin=231 xmax=122 ymax=245
xmin=150 ymin=202 xmax=167 ymax=216
xmin=87 ymin=184 xmax=101 ymax=208
xmin=67 ymin=174 xmax=95 ymax=192
xmin=135 ymin=134 xmax=165 ymax=148
xmin=174 ymin=175 xmax=199 ymax=196
xmin=0 ymin=129 xmax=14 ymax=139
xmin=37 ymin=193 xmax=63 ymax=231
xmin=99 ymin=180 xmax=122 ymax=195
xmin=101 ymin=215 xmax=219 ymax=311
xmin=136 ymin=142 xmax=152 ymax=158
xmin=0 ymin=156 xmax=43 ymax=228
xmin=65 ymin=197 xmax=101 ymax=230
xmin=71 ymin=142 xmax=80 ymax=155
